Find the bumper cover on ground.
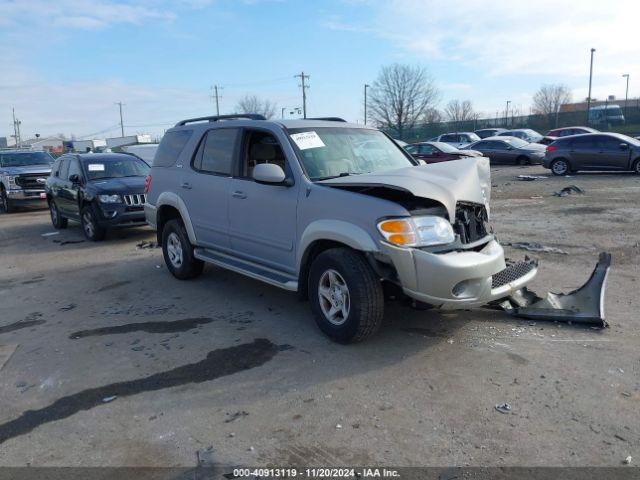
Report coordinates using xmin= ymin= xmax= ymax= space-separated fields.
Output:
xmin=498 ymin=252 xmax=611 ymax=327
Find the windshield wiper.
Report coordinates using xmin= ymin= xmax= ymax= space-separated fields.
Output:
xmin=314 ymin=172 xmax=360 ymax=181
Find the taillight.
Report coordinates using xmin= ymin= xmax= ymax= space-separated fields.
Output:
xmin=144 ymin=175 xmax=151 ymax=193
xmin=546 ymin=145 xmax=557 ymax=153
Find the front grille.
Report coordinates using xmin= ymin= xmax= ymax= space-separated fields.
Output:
xmin=453 ymin=202 xmax=488 ymax=244
xmin=123 ymin=194 xmax=146 ymax=207
xmin=15 ymin=174 xmax=47 ymax=190
xmin=492 ymin=261 xmax=536 ymax=289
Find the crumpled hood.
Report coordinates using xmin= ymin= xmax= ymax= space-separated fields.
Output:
xmin=0 ymin=165 xmax=52 ymax=176
xmin=318 ymin=157 xmax=491 ymax=220
xmin=89 ymin=176 xmax=146 ymax=194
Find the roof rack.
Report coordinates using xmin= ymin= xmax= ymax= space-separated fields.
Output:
xmin=175 ymin=113 xmax=267 ymax=127
xmin=306 ymin=117 xmax=347 ymax=122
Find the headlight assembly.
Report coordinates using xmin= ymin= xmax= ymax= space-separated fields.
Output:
xmin=377 ymin=216 xmax=455 ymax=247
xmin=98 ymin=194 xmax=121 ymax=203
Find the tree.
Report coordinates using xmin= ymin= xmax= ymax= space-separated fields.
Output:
xmin=235 ymin=94 xmax=277 ymax=119
xmin=443 ymin=99 xmax=476 ymax=128
xmin=368 ymin=64 xmax=440 ymax=138
xmin=423 ymin=107 xmax=443 ymax=124
xmin=532 ymin=84 xmax=572 ymax=116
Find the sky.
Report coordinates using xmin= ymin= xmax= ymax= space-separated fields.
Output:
xmin=1 ymin=0 xmax=639 ymax=140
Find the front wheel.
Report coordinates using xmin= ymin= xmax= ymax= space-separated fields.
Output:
xmin=81 ymin=205 xmax=106 ymax=241
xmin=308 ymin=248 xmax=384 ymax=343
xmin=550 ymin=158 xmax=570 ymax=176
xmin=0 ymin=188 xmax=13 ymax=213
xmin=161 ymin=219 xmax=204 ymax=280
xmin=49 ymin=200 xmax=68 ymax=229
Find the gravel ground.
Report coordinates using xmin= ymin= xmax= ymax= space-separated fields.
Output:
xmin=0 ymin=165 xmax=638 ymax=468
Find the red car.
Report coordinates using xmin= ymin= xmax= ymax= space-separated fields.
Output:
xmin=405 ymin=141 xmax=483 ymax=164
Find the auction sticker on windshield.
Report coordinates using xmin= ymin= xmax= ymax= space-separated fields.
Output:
xmin=290 ymin=131 xmax=326 ymax=150
xmin=88 ymin=164 xmax=105 ymax=172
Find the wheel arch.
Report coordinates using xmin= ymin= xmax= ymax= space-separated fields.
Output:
xmin=155 ymin=192 xmax=197 ymax=245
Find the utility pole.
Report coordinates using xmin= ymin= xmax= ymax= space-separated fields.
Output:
xmin=211 ymin=85 xmax=222 ymax=116
xmin=115 ymin=102 xmax=125 ymax=137
xmin=622 ymin=74 xmax=630 ymax=119
xmin=12 ymin=108 xmax=19 ymax=147
xmin=586 ymin=48 xmax=596 ymax=125
xmin=364 ymin=84 xmax=370 ymax=125
xmin=294 ymin=72 xmax=310 ymax=118
xmin=505 ymin=100 xmax=511 ymax=127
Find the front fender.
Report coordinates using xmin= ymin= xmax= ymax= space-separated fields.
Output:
xmin=297 ymin=219 xmax=379 ymax=272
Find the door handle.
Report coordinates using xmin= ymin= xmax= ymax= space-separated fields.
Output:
xmin=232 ymin=191 xmax=247 ymax=199
xmin=181 ymin=182 xmax=192 ymax=190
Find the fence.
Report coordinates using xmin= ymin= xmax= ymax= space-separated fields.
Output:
xmin=387 ymin=105 xmax=640 ymax=142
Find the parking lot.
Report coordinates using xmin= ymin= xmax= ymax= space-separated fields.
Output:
xmin=0 ymin=165 xmax=638 ymax=468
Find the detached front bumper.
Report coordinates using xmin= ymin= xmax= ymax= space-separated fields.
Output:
xmin=381 ymin=239 xmax=537 ymax=309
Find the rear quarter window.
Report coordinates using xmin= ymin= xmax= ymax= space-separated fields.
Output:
xmin=154 ymin=130 xmax=193 ymax=167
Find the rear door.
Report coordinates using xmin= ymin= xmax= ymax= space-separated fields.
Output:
xmin=180 ymin=127 xmax=240 ymax=250
xmin=570 ymin=136 xmax=598 ymax=169
xmin=594 ymin=135 xmax=631 ymax=170
xmin=227 ymin=127 xmax=300 ymax=274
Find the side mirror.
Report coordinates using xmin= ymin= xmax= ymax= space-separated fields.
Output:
xmin=417 ymin=159 xmax=427 ymax=165
xmin=253 ymin=163 xmax=287 ymax=185
xmin=619 ymin=143 xmax=629 ymax=150
xmin=69 ymin=174 xmax=80 ymax=184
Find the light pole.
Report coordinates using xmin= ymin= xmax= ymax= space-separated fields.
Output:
xmin=622 ymin=74 xmax=630 ymax=119
xmin=364 ymin=84 xmax=370 ymax=125
xmin=586 ymin=48 xmax=595 ymax=125
xmin=505 ymin=100 xmax=511 ymax=127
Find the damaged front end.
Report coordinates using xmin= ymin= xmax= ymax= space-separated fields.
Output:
xmin=498 ymin=252 xmax=611 ymax=327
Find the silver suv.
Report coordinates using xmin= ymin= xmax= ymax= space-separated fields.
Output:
xmin=145 ymin=115 xmax=536 ymax=342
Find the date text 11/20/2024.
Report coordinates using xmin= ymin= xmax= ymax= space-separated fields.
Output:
xmin=232 ymin=468 xmax=400 ymax=478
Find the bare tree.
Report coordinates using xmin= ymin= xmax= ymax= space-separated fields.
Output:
xmin=235 ymin=94 xmax=277 ymax=119
xmin=443 ymin=99 xmax=476 ymax=129
xmin=368 ymin=64 xmax=440 ymax=138
xmin=423 ymin=107 xmax=443 ymax=124
xmin=532 ymin=84 xmax=572 ymax=116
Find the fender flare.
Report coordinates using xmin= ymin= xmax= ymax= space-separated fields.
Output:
xmin=155 ymin=191 xmax=198 ymax=244
xmin=297 ymin=219 xmax=379 ymax=272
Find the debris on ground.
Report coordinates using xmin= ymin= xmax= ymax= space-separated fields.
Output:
xmin=500 ymin=252 xmax=611 ymax=327
xmin=136 ymin=241 xmax=160 ymax=249
xmin=102 ymin=395 xmax=117 ymax=403
xmin=59 ymin=303 xmax=77 ymax=311
xmin=41 ymin=232 xmax=60 ymax=237
xmin=517 ymin=175 xmax=547 ymax=181
xmin=196 ymin=446 xmax=215 ymax=466
xmin=553 ymin=185 xmax=584 ymax=197
xmin=502 ymin=241 xmax=567 ymax=255
xmin=53 ymin=239 xmax=86 ymax=246
xmin=624 ymin=456 xmax=632 ymax=465
xmin=0 ymin=344 xmax=18 ymax=371
xmin=224 ymin=411 xmax=249 ymax=423
xmin=495 ymin=403 xmax=512 ymax=414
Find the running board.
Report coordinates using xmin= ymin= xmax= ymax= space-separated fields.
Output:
xmin=193 ymin=248 xmax=299 ymax=291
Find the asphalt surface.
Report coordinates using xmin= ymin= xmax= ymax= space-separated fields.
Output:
xmin=0 ymin=165 xmax=638 ymax=468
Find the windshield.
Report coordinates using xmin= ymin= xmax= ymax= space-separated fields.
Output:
xmin=287 ymin=127 xmax=414 ymax=180
xmin=431 ymin=142 xmax=459 ymax=153
xmin=0 ymin=151 xmax=53 ymax=168
xmin=82 ymin=157 xmax=150 ymax=181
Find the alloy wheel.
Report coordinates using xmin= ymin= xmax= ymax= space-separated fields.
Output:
xmin=166 ymin=232 xmax=184 ymax=268
xmin=82 ymin=211 xmax=95 ymax=238
xmin=552 ymin=160 xmax=568 ymax=175
xmin=318 ymin=269 xmax=351 ymax=326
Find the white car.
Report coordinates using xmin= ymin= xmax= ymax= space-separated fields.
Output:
xmin=431 ymin=132 xmax=481 ymax=149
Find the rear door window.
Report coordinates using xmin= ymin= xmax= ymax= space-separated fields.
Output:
xmin=572 ymin=136 xmax=597 ymax=149
xmin=440 ymin=134 xmax=456 ymax=142
xmin=154 ymin=130 xmax=193 ymax=167
xmin=193 ymin=128 xmax=240 ymax=175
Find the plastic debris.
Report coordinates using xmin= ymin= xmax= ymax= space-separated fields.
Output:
xmin=624 ymin=456 xmax=632 ymax=465
xmin=102 ymin=395 xmax=117 ymax=403
xmin=502 ymin=241 xmax=567 ymax=255
xmin=41 ymin=232 xmax=60 ymax=237
xmin=553 ymin=185 xmax=584 ymax=197
xmin=517 ymin=175 xmax=547 ymax=181
xmin=137 ymin=241 xmax=160 ymax=249
xmin=495 ymin=403 xmax=512 ymax=414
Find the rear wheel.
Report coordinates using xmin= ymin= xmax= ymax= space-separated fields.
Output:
xmin=308 ymin=248 xmax=384 ymax=343
xmin=81 ymin=205 xmax=106 ymax=241
xmin=633 ymin=158 xmax=640 ymax=174
xmin=550 ymin=158 xmax=570 ymax=176
xmin=0 ymin=187 xmax=13 ymax=213
xmin=161 ymin=219 xmax=204 ymax=279
xmin=49 ymin=200 xmax=68 ymax=228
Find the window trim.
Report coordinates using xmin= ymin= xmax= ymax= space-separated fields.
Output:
xmin=189 ymin=126 xmax=241 ymax=177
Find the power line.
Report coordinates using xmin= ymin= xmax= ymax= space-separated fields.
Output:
xmin=294 ymin=71 xmax=310 ymax=119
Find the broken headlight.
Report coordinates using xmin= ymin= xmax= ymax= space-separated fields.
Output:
xmin=377 ymin=216 xmax=455 ymax=248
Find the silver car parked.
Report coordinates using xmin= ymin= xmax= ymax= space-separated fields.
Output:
xmin=145 ymin=115 xmax=536 ymax=342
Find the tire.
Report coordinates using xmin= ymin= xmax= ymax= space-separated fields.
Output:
xmin=633 ymin=158 xmax=640 ymax=174
xmin=0 ymin=187 xmax=13 ymax=213
xmin=49 ymin=199 xmax=68 ymax=229
xmin=80 ymin=205 xmax=106 ymax=241
xmin=308 ymin=248 xmax=384 ymax=343
xmin=550 ymin=158 xmax=570 ymax=176
xmin=161 ymin=218 xmax=204 ymax=280
xmin=516 ymin=155 xmax=529 ymax=166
